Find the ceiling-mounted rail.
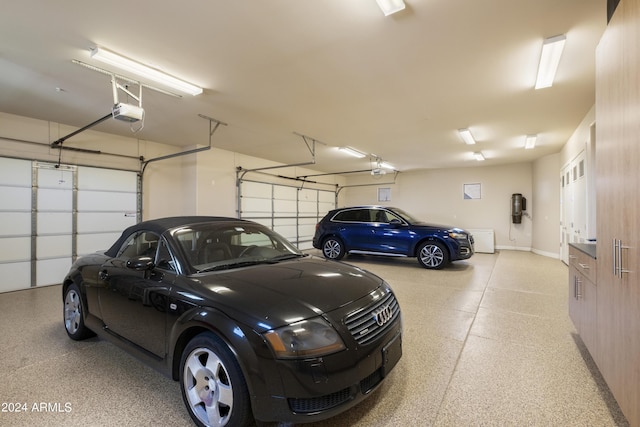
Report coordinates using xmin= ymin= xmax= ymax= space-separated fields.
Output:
xmin=336 ymin=171 xmax=400 ymax=196
xmin=140 ymin=114 xmax=227 ymax=174
xmin=49 ymin=113 xmax=113 ymax=148
xmin=236 ymin=132 xmax=324 ymax=181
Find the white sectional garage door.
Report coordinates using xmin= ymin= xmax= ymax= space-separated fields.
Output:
xmin=76 ymin=166 xmax=137 ymax=257
xmin=0 ymin=158 xmax=32 ymax=292
xmin=0 ymin=157 xmax=138 ymax=293
xmin=239 ymin=180 xmax=335 ymax=250
xmin=35 ymin=163 xmax=75 ymax=288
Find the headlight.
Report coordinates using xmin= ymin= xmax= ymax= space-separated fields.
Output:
xmin=264 ymin=317 xmax=346 ymax=359
xmin=448 ymin=230 xmax=468 ymax=240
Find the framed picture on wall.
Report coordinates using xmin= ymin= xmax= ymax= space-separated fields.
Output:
xmin=378 ymin=187 xmax=391 ymax=202
xmin=463 ymin=183 xmax=481 ymax=200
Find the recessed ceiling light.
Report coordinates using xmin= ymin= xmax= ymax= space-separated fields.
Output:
xmin=376 ymin=0 xmax=405 ymax=16
xmin=525 ymin=134 xmax=537 ymax=149
xmin=458 ymin=128 xmax=476 ymax=145
xmin=473 ymin=152 xmax=485 ymax=161
xmin=535 ymin=35 xmax=566 ymax=89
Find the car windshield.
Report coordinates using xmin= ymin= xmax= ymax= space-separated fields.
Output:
xmin=388 ymin=207 xmax=420 ymax=223
xmin=171 ymin=222 xmax=304 ymax=273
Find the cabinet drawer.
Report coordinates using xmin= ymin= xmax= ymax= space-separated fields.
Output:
xmin=569 ymin=246 xmax=597 ymax=283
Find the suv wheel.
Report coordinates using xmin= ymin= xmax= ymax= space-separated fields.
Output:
xmin=322 ymin=237 xmax=345 ymax=260
xmin=417 ymin=240 xmax=448 ymax=269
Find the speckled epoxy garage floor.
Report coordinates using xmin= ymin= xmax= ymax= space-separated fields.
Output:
xmin=0 ymin=251 xmax=629 ymax=426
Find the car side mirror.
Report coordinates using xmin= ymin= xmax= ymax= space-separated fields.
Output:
xmin=126 ymin=256 xmax=155 ymax=271
xmin=389 ymin=219 xmax=403 ymax=226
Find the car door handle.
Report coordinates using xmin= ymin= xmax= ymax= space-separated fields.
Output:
xmin=99 ymin=270 xmax=109 ymax=281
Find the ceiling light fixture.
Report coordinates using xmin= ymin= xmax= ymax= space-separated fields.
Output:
xmin=376 ymin=0 xmax=405 ymax=16
xmin=379 ymin=161 xmax=395 ymax=170
xmin=473 ymin=152 xmax=485 ymax=161
xmin=525 ymin=134 xmax=537 ymax=149
xmin=534 ymin=34 xmax=566 ymax=89
xmin=338 ymin=146 xmax=366 ymax=158
xmin=90 ymin=47 xmax=203 ymax=96
xmin=458 ymin=128 xmax=476 ymax=145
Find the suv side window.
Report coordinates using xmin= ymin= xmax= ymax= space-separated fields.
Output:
xmin=372 ymin=209 xmax=403 ymax=224
xmin=333 ymin=209 xmax=369 ymax=222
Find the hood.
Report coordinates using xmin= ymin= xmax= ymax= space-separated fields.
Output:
xmin=185 ymin=256 xmax=383 ymax=331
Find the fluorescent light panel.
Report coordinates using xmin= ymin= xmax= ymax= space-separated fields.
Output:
xmin=458 ymin=128 xmax=476 ymax=145
xmin=379 ymin=161 xmax=395 ymax=170
xmin=473 ymin=152 xmax=485 ymax=161
xmin=535 ymin=34 xmax=566 ymax=89
xmin=338 ymin=147 xmax=366 ymax=158
xmin=91 ymin=47 xmax=203 ymax=96
xmin=525 ymin=134 xmax=537 ymax=149
xmin=376 ymin=0 xmax=405 ymax=16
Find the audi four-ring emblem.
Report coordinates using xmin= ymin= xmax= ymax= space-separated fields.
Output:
xmin=373 ymin=305 xmax=394 ymax=326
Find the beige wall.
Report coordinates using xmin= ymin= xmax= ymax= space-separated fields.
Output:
xmin=532 ymin=153 xmax=561 ymax=257
xmin=340 ymin=163 xmax=535 ymax=251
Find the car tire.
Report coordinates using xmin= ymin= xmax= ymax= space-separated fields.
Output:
xmin=180 ymin=332 xmax=252 ymax=427
xmin=63 ymin=283 xmax=95 ymax=340
xmin=417 ymin=240 xmax=449 ymax=269
xmin=322 ymin=236 xmax=346 ymax=260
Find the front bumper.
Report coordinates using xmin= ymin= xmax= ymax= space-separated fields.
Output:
xmin=248 ymin=289 xmax=403 ymax=423
xmin=255 ymin=325 xmax=402 ymax=423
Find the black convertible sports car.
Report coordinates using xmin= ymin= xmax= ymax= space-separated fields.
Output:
xmin=62 ymin=216 xmax=402 ymax=427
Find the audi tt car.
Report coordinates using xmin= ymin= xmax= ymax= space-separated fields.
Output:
xmin=313 ymin=206 xmax=474 ymax=269
xmin=62 ymin=216 xmax=402 ymax=427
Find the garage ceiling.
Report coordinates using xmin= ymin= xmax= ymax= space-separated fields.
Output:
xmin=0 ymin=0 xmax=605 ymax=174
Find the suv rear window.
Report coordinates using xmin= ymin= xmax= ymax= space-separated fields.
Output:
xmin=333 ymin=209 xmax=370 ymax=222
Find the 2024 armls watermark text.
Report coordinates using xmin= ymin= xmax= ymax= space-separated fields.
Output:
xmin=2 ymin=402 xmax=72 ymax=413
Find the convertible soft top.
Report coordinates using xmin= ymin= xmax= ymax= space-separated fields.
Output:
xmin=104 ymin=216 xmax=251 ymax=257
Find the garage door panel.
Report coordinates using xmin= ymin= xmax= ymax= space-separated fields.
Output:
xmin=299 ymin=188 xmax=317 ymax=202
xmin=0 ymin=237 xmax=30 ymax=262
xmin=37 ymin=167 xmax=74 ymax=189
xmin=37 ymin=212 xmax=72 ymax=235
xmin=0 ymin=263 xmax=30 ymax=292
xmin=298 ymin=200 xmax=317 ymax=214
xmin=77 ymin=212 xmax=136 ymax=234
xmin=242 ymin=197 xmax=272 ymax=216
xmin=38 ymin=188 xmax=73 ymax=211
xmin=273 ymin=225 xmax=297 ymax=241
xmin=273 ymin=199 xmax=296 ymax=214
xmin=37 ymin=235 xmax=72 ymax=259
xmin=242 ymin=181 xmax=271 ymax=198
xmin=77 ymin=167 xmax=136 ymax=191
xmin=36 ymin=258 xmax=71 ymax=287
xmin=77 ymin=191 xmax=136 ymax=212
xmin=0 ymin=187 xmax=31 ymax=211
xmin=0 ymin=158 xmax=31 ymax=185
xmin=274 ymin=186 xmax=297 ymax=200
xmin=239 ymin=180 xmax=335 ymax=248
xmin=0 ymin=212 xmax=30 ymax=236
xmin=298 ymin=224 xmax=316 ymax=238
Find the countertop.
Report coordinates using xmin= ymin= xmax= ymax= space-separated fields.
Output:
xmin=569 ymin=242 xmax=596 ymax=259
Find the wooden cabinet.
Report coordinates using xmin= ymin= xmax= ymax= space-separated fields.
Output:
xmin=568 ymin=245 xmax=598 ymax=354
xmin=594 ymin=0 xmax=640 ymax=424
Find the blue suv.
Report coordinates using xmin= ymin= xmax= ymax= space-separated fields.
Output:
xmin=313 ymin=206 xmax=474 ymax=269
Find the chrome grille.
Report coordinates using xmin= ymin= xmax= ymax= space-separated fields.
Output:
xmin=345 ymin=291 xmax=400 ymax=345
